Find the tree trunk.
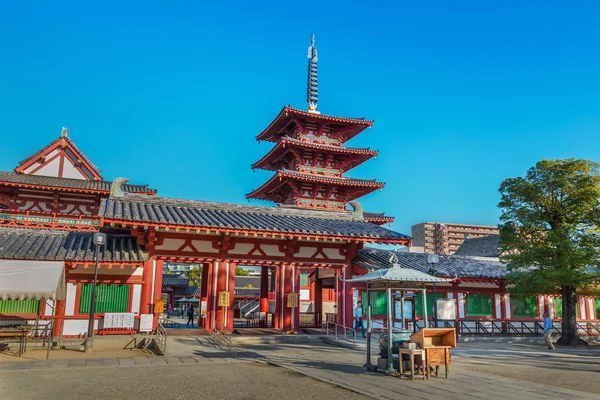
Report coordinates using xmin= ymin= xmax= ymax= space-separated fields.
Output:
xmin=559 ymin=285 xmax=580 ymax=345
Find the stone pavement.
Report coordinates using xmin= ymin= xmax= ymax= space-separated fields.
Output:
xmin=226 ymin=342 xmax=598 ymax=400
xmin=1 ymin=334 xmax=598 ymax=400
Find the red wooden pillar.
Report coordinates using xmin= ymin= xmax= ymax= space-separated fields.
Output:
xmin=200 ymin=263 xmax=210 ymax=329
xmin=274 ymin=265 xmax=282 ymax=330
xmin=270 ymin=267 xmax=276 ymax=292
xmin=260 ymin=266 xmax=269 ymax=313
xmin=152 ymin=260 xmax=164 ymax=330
xmin=214 ymin=261 xmax=235 ymax=332
xmin=499 ymin=284 xmax=507 ymax=335
xmin=313 ymin=269 xmax=323 ymax=328
xmin=279 ymin=263 xmax=300 ymax=332
xmin=140 ymin=259 xmax=154 ymax=315
xmin=204 ymin=262 xmax=216 ymax=331
xmin=52 ymin=299 xmax=65 ymax=337
xmin=336 ymin=266 xmax=353 ymax=329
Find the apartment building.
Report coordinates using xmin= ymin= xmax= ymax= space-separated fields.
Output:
xmin=411 ymin=222 xmax=499 ymax=255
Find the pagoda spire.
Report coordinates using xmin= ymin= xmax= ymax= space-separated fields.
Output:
xmin=306 ymin=34 xmax=319 ymax=114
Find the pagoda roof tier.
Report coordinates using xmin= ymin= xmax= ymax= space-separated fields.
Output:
xmin=0 ymin=171 xmax=156 ymax=195
xmin=363 ymin=212 xmax=394 ymax=225
xmin=257 ymin=106 xmax=374 ymax=144
xmin=99 ymin=194 xmax=409 ymax=244
xmin=246 ymin=169 xmax=384 ymax=204
xmin=251 ymin=136 xmax=378 ymax=172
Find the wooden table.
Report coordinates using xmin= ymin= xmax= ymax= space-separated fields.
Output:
xmin=0 ymin=328 xmax=29 ymax=356
xmin=424 ymin=346 xmax=452 ymax=378
xmin=398 ymin=348 xmax=428 ymax=380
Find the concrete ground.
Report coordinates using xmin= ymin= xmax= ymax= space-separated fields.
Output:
xmin=2 ymin=332 xmax=599 ymax=399
xmin=0 ymin=361 xmax=366 ymax=400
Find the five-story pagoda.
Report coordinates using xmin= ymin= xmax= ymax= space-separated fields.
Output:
xmin=247 ymin=36 xmax=393 ymax=224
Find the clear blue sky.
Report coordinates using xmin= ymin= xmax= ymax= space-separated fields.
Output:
xmin=1 ymin=1 xmax=599 ymax=237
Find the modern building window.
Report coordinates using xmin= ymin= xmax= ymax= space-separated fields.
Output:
xmin=79 ymin=284 xmax=129 ymax=314
xmin=0 ymin=299 xmax=41 ymax=314
xmin=466 ymin=294 xmax=493 ymax=317
xmin=511 ymin=297 xmax=537 ymax=318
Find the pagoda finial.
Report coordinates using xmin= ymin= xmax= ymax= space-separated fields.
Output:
xmin=306 ymin=34 xmax=319 ymax=114
xmin=61 ymin=127 xmax=69 ymax=138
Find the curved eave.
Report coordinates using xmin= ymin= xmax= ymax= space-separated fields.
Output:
xmin=0 ymin=181 xmax=157 ymax=196
xmin=256 ymin=106 xmax=374 ymax=143
xmin=278 ymin=170 xmax=385 ymax=188
xmin=251 ymin=138 xmax=378 ymax=171
xmin=101 ymin=217 xmax=410 ymax=245
xmin=364 ymin=217 xmax=394 ymax=225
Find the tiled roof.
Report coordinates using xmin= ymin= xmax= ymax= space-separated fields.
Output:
xmin=454 ymin=235 xmax=500 ymax=257
xmin=174 ymin=286 xmax=200 ymax=297
xmin=0 ymin=171 xmax=155 ymax=194
xmin=235 ymin=287 xmax=260 ymax=297
xmin=99 ymin=194 xmax=410 ymax=243
xmin=363 ymin=212 xmax=394 ymax=225
xmin=353 ymin=247 xmax=506 ymax=279
xmin=0 ymin=227 xmax=149 ymax=262
xmin=257 ymin=106 xmax=374 ymax=143
xmin=162 ymin=274 xmax=189 ymax=286
xmin=251 ymin=137 xmax=377 ymax=172
xmin=277 ymin=169 xmax=384 ymax=187
xmin=235 ymin=276 xmax=261 ymax=288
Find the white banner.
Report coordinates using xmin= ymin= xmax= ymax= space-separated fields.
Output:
xmin=103 ymin=312 xmax=135 ymax=329
xmin=139 ymin=314 xmax=154 ymax=332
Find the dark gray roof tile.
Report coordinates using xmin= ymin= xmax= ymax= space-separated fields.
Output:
xmin=0 ymin=227 xmax=149 ymax=262
xmin=454 ymin=235 xmax=500 ymax=257
xmin=354 ymin=247 xmax=506 ymax=279
xmin=0 ymin=171 xmax=154 ymax=194
xmin=99 ymin=195 xmax=409 ymax=242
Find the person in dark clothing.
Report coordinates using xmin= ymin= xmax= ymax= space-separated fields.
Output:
xmin=187 ymin=305 xmax=195 ymax=327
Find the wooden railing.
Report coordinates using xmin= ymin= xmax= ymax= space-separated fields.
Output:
xmin=239 ymin=313 xmax=274 ymax=328
xmin=299 ymin=312 xmax=321 ymax=328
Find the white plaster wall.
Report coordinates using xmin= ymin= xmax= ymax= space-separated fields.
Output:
xmin=228 ymin=243 xmax=254 ymax=255
xmin=538 ymin=296 xmax=545 ymax=318
xmin=32 ymin=157 xmax=61 ymax=177
xmin=296 ymin=246 xmax=317 ymax=258
xmin=548 ymin=296 xmax=555 ymax=318
xmin=579 ymin=298 xmax=587 ymax=319
xmin=457 ymin=293 xmax=465 ymax=318
xmin=494 ymin=294 xmax=501 ymax=318
xmin=300 ymin=289 xmax=310 ymax=301
xmin=132 ymin=267 xmax=143 ymax=276
xmin=63 ymin=319 xmax=99 ymax=336
xmin=261 ymin=244 xmax=285 ymax=257
xmin=589 ymin=298 xmax=596 ymax=319
xmin=156 ymin=239 xmax=185 ymax=251
xmin=505 ymin=294 xmax=511 ymax=319
xmin=131 ymin=284 xmax=142 ymax=314
xmin=322 ymin=248 xmax=345 ymax=260
xmin=65 ymin=282 xmax=77 ymax=316
xmin=44 ymin=300 xmax=55 ymax=316
xmin=61 ymin=161 xmax=87 ymax=180
xmin=191 ymin=240 xmax=219 ymax=253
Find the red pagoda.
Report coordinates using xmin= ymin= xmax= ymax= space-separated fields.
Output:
xmin=247 ymin=36 xmax=393 ymax=225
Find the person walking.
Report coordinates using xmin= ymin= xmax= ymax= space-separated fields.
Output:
xmin=187 ymin=305 xmax=195 ymax=328
xmin=354 ymin=301 xmax=366 ymax=338
xmin=543 ymin=312 xmax=555 ymax=349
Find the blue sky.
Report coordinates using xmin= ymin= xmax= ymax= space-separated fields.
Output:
xmin=1 ymin=1 xmax=599 ymax=237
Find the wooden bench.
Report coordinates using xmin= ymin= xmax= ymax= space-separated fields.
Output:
xmin=0 ymin=328 xmax=31 ymax=356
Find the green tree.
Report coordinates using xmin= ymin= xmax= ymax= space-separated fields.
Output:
xmin=235 ymin=267 xmax=250 ymax=276
xmin=187 ymin=268 xmax=201 ymax=287
xmin=499 ymin=159 xmax=600 ymax=345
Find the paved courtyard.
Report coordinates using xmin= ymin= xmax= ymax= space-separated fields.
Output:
xmin=0 ymin=335 xmax=599 ymax=400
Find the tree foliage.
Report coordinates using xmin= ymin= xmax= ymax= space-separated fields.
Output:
xmin=235 ymin=267 xmax=250 ymax=276
xmin=499 ymin=159 xmax=600 ymax=345
xmin=187 ymin=268 xmax=201 ymax=287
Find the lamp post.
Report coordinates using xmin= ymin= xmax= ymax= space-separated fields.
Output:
xmin=84 ymin=232 xmax=106 ymax=352
xmin=427 ymin=253 xmax=439 ymax=328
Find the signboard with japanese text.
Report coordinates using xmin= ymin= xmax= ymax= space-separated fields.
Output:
xmin=103 ymin=313 xmax=135 ymax=329
xmin=139 ymin=314 xmax=154 ymax=332
xmin=437 ymin=299 xmax=457 ymax=320
xmin=286 ymin=292 xmax=299 ymax=308
xmin=218 ymin=292 xmax=231 ymax=307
